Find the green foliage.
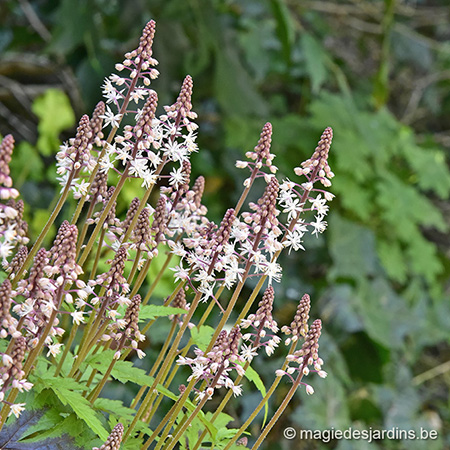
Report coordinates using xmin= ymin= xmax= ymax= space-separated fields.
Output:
xmin=31 ymin=89 xmax=75 ymax=157
xmin=138 ymin=305 xmax=187 ymax=322
xmin=190 ymin=325 xmax=215 ymax=351
xmin=36 ymin=376 xmax=109 ymax=441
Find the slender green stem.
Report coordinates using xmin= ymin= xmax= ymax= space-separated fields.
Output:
xmin=75 ymin=200 xmax=97 ymax=256
xmin=87 ymin=341 xmax=123 ymax=404
xmin=251 ymin=374 xmax=303 ymax=450
xmin=89 ymin=227 xmax=106 ymax=279
xmin=123 ymin=291 xmax=202 ymax=441
xmin=220 ymin=343 xmax=297 ymax=450
xmin=130 ymin=320 xmax=177 ymax=409
xmin=13 ymin=176 xmax=74 ymax=284
xmin=127 ymin=249 xmax=142 ymax=285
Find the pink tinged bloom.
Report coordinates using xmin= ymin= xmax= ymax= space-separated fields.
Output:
xmin=169 ymin=167 xmax=186 ymax=187
xmin=305 ymin=384 xmax=315 ymax=395
xmin=231 ymin=384 xmax=243 ymax=397
xmin=71 ymin=311 xmax=85 ymax=325
xmin=311 ymin=216 xmax=327 ymax=236
xmin=240 ymin=344 xmax=258 ymax=362
xmin=9 ymin=403 xmax=26 ymax=418
xmin=263 ymin=261 xmax=282 ymax=285
xmin=100 ymin=105 xmax=123 ymax=129
xmin=47 ymin=343 xmax=63 ymax=357
xmin=171 ymin=262 xmax=190 ymax=282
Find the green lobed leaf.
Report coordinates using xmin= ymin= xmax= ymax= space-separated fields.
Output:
xmin=40 ymin=378 xmax=108 ymax=441
xmin=31 ymin=89 xmax=75 ymax=156
xmin=138 ymin=305 xmax=187 ymax=322
xmin=328 ymin=213 xmax=379 ymax=282
xmin=190 ymin=325 xmax=215 ymax=351
xmin=94 ymin=398 xmax=136 ymax=422
xmin=238 ymin=362 xmax=269 ymax=425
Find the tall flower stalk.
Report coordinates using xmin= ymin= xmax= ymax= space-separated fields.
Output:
xmin=0 ymin=19 xmax=334 ymax=449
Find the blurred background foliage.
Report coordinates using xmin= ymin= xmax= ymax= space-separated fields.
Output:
xmin=1 ymin=0 xmax=450 ymax=448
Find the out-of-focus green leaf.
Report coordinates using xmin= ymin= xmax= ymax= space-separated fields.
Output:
xmin=358 ymin=278 xmax=416 ymax=349
xmin=292 ymin=373 xmax=351 ymax=430
xmin=32 ymin=89 xmax=75 ymax=156
xmin=10 ymin=142 xmax=44 ymax=184
xmin=30 ymin=209 xmax=56 ymax=246
xmin=270 ymin=0 xmax=296 ymax=63
xmin=341 ymin=332 xmax=388 ymax=383
xmin=49 ymin=0 xmax=94 ymax=55
xmin=301 ymin=34 xmax=328 ymax=94
xmin=376 ymin=239 xmax=408 ymax=284
xmin=328 ymin=213 xmax=379 ymax=281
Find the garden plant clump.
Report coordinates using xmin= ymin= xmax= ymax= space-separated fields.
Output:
xmin=0 ymin=20 xmax=333 ymax=449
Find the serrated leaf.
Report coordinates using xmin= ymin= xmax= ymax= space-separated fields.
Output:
xmin=139 ymin=305 xmax=187 ymax=322
xmin=110 ymin=360 xmax=155 ymax=386
xmin=94 ymin=398 xmax=135 ymax=422
xmin=190 ymin=325 xmax=214 ymax=351
xmin=43 ymin=382 xmax=108 ymax=441
xmin=0 ymin=409 xmax=83 ymax=449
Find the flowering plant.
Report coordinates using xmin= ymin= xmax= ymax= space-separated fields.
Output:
xmin=0 ymin=20 xmax=332 ymax=449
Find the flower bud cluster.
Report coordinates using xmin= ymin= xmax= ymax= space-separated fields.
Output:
xmin=240 ymin=286 xmax=280 ymax=360
xmin=89 ymin=170 xmax=108 ymax=206
xmin=237 ymin=122 xmax=278 ymax=182
xmin=0 ymin=280 xmax=16 ymax=338
xmin=0 ymin=199 xmax=29 ymax=263
xmin=0 ymin=136 xmax=29 ymax=262
xmin=277 ymin=319 xmax=326 ymax=395
xmin=281 ymin=293 xmax=311 ymax=345
xmin=0 ymin=335 xmax=33 ymax=404
xmin=90 ymin=101 xmax=106 ymax=147
xmin=12 ymin=222 xmax=82 ymax=348
xmin=4 ymin=245 xmax=27 ymax=277
xmin=103 ymin=92 xmax=159 ymax=190
xmin=55 ymin=115 xmax=95 ymax=197
xmin=168 ymin=289 xmax=191 ymax=327
xmin=0 ymin=135 xmax=19 ymax=200
xmin=14 ymin=248 xmax=62 ymax=343
xmin=177 ymin=326 xmax=245 ymax=399
xmin=132 ymin=208 xmax=152 ymax=251
xmin=93 ymin=422 xmax=124 ymax=450
xmin=101 ymin=20 xmax=159 ymax=117
xmin=108 ymin=294 xmax=145 ymax=359
xmin=278 ymin=128 xmax=335 ymax=252
xmin=48 ymin=221 xmax=81 ymax=279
